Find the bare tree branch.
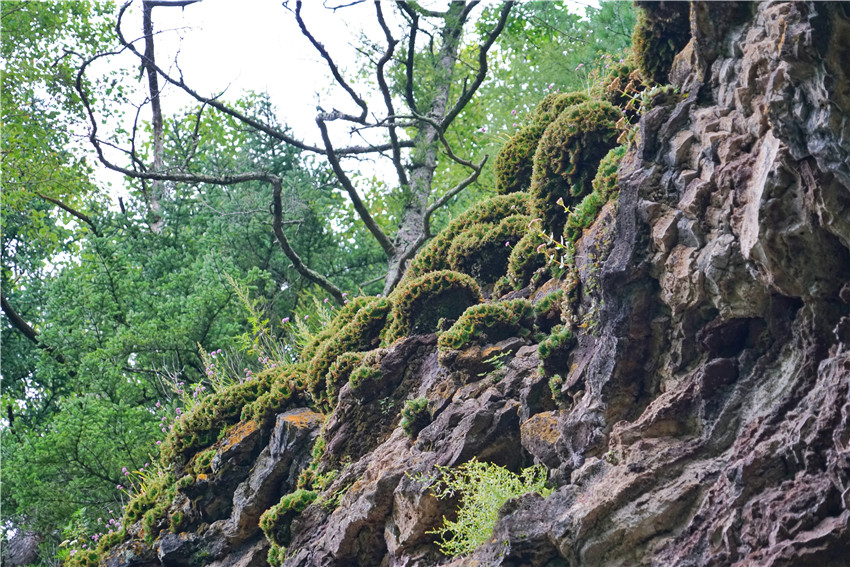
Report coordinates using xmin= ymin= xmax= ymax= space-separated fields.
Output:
xmin=315 ymin=117 xmax=396 ymax=256
xmin=295 ymin=0 xmax=368 ymax=123
xmin=374 ymin=1 xmax=409 ymax=189
xmin=441 ymin=1 xmax=513 ymax=131
xmin=396 ymin=1 xmax=420 ymax=114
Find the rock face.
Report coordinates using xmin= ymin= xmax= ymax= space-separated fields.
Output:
xmin=103 ymin=2 xmax=850 ymax=566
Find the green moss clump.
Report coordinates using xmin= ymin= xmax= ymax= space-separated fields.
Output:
xmin=494 ymin=92 xmax=590 ymax=195
xmin=191 ymin=447 xmax=217 ymax=476
xmin=438 ymin=298 xmax=534 ymax=352
xmin=304 ymin=296 xmax=391 ymax=408
xmin=632 ymin=1 xmax=691 ymax=84
xmin=259 ymin=489 xmax=318 ymax=548
xmin=168 ymin=510 xmax=185 ymax=533
xmin=348 ymin=349 xmax=384 ymax=391
xmin=383 ymin=270 xmax=482 ymax=345
xmin=534 ymin=289 xmax=564 ymax=334
xmin=240 ymin=370 xmax=298 ymax=425
xmin=564 ymin=144 xmax=625 ymax=242
xmin=320 ymin=351 xmax=364 ymax=410
xmin=530 ymin=100 xmax=621 ymax=236
xmin=499 ymin=229 xmax=548 ymax=294
xmin=446 ymin=214 xmax=531 ymax=284
xmin=120 ymin=471 xmax=176 ymax=545
xmin=404 ymin=193 xmax=530 ymax=281
xmin=400 ymin=397 xmax=430 ymax=437
xmin=299 ymin=296 xmax=378 ymax=362
xmin=537 ymin=325 xmax=576 ymax=377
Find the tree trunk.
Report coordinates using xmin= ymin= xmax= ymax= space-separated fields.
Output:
xmin=384 ymin=2 xmax=467 ymax=294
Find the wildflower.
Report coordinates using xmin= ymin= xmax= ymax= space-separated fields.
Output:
xmin=98 ymin=517 xmax=102 ymax=523
xmin=304 ymin=315 xmax=309 ymax=320
xmin=575 ymin=63 xmax=583 ymax=70
xmin=124 ymin=470 xmax=129 ymax=476
xmin=162 ymin=427 xmax=167 ymax=433
xmin=510 ymin=109 xmax=517 ymax=116
xmin=92 ymin=534 xmax=99 ymax=542
xmin=548 ymin=82 xmax=555 ymax=89
xmin=344 ymin=300 xmax=349 ymax=305
xmin=479 ymin=126 xmax=487 ymax=133
xmin=122 ymin=467 xmax=128 ymax=473
xmin=342 ymin=292 xmax=347 ymax=297
xmin=323 ymin=298 xmax=329 ymax=303
xmin=117 ymin=484 xmax=123 ymax=490
xmin=605 ymin=64 xmax=610 ymax=69
xmin=175 ymin=407 xmax=182 ymax=415
xmin=619 ymin=58 xmax=624 ymax=63
xmin=505 ymin=241 xmax=511 ymax=247
xmin=513 ymin=122 xmax=518 ymax=127
xmin=109 ymin=519 xmax=116 ymax=525
xmin=155 ymin=401 xmax=161 ymax=408
xmin=156 ymin=440 xmax=162 ymax=445
xmin=282 ymin=317 xmax=290 ymax=324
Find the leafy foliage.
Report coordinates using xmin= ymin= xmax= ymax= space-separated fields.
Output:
xmin=427 ymin=459 xmax=551 ymax=557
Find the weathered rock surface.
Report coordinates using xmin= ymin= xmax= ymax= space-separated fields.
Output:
xmin=105 ymin=2 xmax=850 ymax=566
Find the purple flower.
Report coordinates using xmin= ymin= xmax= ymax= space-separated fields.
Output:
xmin=162 ymin=427 xmax=167 ymax=433
xmin=117 ymin=484 xmax=123 ymax=490
xmin=323 ymin=298 xmax=329 ymax=303
xmin=122 ymin=467 xmax=127 ymax=473
xmin=304 ymin=315 xmax=309 ymax=320
xmin=124 ymin=471 xmax=129 ymax=476
xmin=175 ymin=407 xmax=181 ymax=414
xmin=548 ymin=83 xmax=555 ymax=89
xmin=505 ymin=241 xmax=510 ymax=247
xmin=575 ymin=63 xmax=583 ymax=70
xmin=155 ymin=401 xmax=161 ymax=408
xmin=479 ymin=126 xmax=487 ymax=133
xmin=513 ymin=122 xmax=518 ymax=127
xmin=344 ymin=300 xmax=349 ymax=304
xmin=156 ymin=440 xmax=162 ymax=445
xmin=282 ymin=317 xmax=290 ymax=324
xmin=342 ymin=292 xmax=348 ymax=297
xmin=511 ymin=109 xmax=517 ymax=116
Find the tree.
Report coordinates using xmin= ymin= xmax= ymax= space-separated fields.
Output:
xmin=76 ymin=0 xmax=514 ymax=298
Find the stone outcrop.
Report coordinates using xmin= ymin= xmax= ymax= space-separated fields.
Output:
xmin=102 ymin=2 xmax=850 ymax=566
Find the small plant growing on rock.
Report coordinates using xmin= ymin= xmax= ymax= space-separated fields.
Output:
xmin=400 ymin=397 xmax=430 ymax=437
xmin=438 ymin=298 xmax=534 ymax=352
xmin=426 ymin=458 xmax=551 ymax=558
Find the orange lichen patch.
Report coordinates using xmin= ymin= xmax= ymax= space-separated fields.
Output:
xmin=219 ymin=420 xmax=260 ymax=454
xmin=521 ymin=411 xmax=561 ymax=445
xmin=281 ymin=409 xmax=325 ymax=430
xmin=196 ymin=473 xmax=209 ymax=482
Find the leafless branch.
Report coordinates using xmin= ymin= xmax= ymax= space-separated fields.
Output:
xmin=315 ymin=117 xmax=395 ymax=256
xmin=441 ymin=1 xmax=513 ymax=131
xmin=374 ymin=1 xmax=409 ymax=189
xmin=295 ymin=0 xmax=368 ymax=123
xmin=396 ymin=2 xmax=420 ymax=114
xmin=35 ymin=193 xmax=102 ymax=237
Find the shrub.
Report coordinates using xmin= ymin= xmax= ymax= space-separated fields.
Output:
xmin=494 ymin=92 xmax=590 ymax=195
xmin=383 ymin=270 xmax=482 ymax=345
xmin=530 ymin=100 xmax=621 ymax=236
xmin=400 ymin=397 xmax=430 ymax=437
xmin=446 ymin=214 xmax=531 ymax=284
xmin=259 ymin=489 xmax=318 ymax=548
xmin=632 ymin=1 xmax=690 ymax=84
xmin=438 ymin=298 xmax=534 ymax=352
xmin=427 ymin=459 xmax=551 ymax=557
xmin=404 ymin=193 xmax=530 ymax=281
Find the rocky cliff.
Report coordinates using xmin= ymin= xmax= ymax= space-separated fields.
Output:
xmin=98 ymin=2 xmax=850 ymax=566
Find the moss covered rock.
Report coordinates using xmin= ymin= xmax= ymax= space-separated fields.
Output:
xmin=564 ymin=144 xmax=626 ymax=242
xmin=632 ymin=1 xmax=691 ymax=84
xmin=383 ymin=270 xmax=482 ymax=345
xmin=494 ymin=92 xmax=590 ymax=195
xmin=446 ymin=214 xmax=531 ymax=285
xmin=530 ymin=100 xmax=621 ymax=236
xmin=438 ymin=298 xmax=534 ymax=352
xmin=405 ymin=193 xmax=530 ymax=281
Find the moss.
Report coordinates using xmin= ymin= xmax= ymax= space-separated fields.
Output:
xmin=530 ymin=100 xmax=621 ymax=236
xmin=400 ymin=397 xmax=430 ymax=437
xmin=438 ymin=298 xmax=534 ymax=352
xmin=534 ymin=289 xmax=564 ymax=333
xmin=632 ymin=1 xmax=691 ymax=84
xmin=501 ymin=230 xmax=548 ymax=293
xmin=191 ymin=447 xmax=216 ymax=476
xmin=321 ymin=351 xmax=364 ymax=409
xmin=299 ymin=296 xmax=377 ymax=362
xmin=240 ymin=370 xmax=299 ymax=425
xmin=383 ymin=270 xmax=482 ymax=345
xmin=168 ymin=510 xmax=185 ymax=533
xmin=303 ymin=296 xmax=391 ymax=409
xmin=537 ymin=325 xmax=576 ymax=377
xmin=404 ymin=193 xmax=530 ymax=281
xmin=259 ymin=489 xmax=318 ymax=548
xmin=348 ymin=349 xmax=384 ymax=391
xmin=563 ymin=143 xmax=625 ymax=242
xmin=494 ymin=92 xmax=590 ymax=195
xmin=446 ymin=214 xmax=531 ymax=284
